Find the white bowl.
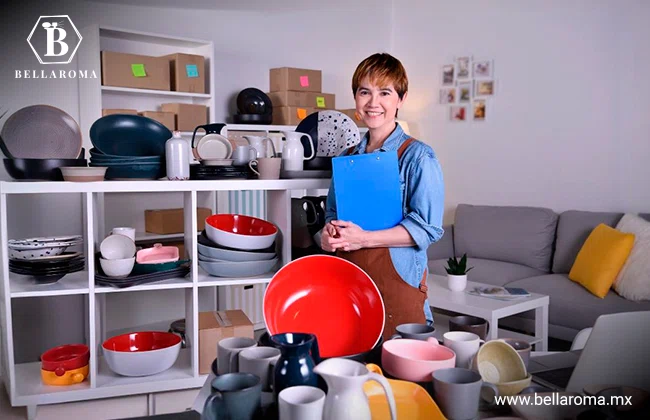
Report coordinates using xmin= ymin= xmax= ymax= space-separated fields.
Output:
xmin=100 ymin=257 xmax=135 ymax=277
xmin=205 ymin=220 xmax=276 ymax=251
xmin=100 ymin=234 xmax=136 ymax=260
xmin=102 ymin=333 xmax=181 ymax=377
xmin=60 ymin=166 xmax=107 ymax=182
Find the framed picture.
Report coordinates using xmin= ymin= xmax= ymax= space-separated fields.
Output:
xmin=450 ymin=106 xmax=467 ymax=122
xmin=439 ymin=87 xmax=456 ymax=104
xmin=475 ymin=80 xmax=495 ymax=96
xmin=457 ymin=81 xmax=472 ymax=102
xmin=456 ymin=56 xmax=471 ymax=79
xmin=442 ymin=65 xmax=454 ymax=85
xmin=473 ymin=99 xmax=486 ymax=121
xmin=473 ymin=60 xmax=493 ymax=78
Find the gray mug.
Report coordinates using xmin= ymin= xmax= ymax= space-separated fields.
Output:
xmin=391 ymin=323 xmax=436 ymax=341
xmin=498 ymin=338 xmax=531 ymax=369
xmin=433 ymin=368 xmax=498 ymax=420
xmin=202 ymin=373 xmax=262 ymax=420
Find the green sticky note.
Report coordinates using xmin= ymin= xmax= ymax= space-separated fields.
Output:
xmin=316 ymin=96 xmax=326 ymax=108
xmin=186 ymin=64 xmax=199 ymax=78
xmin=131 ymin=64 xmax=146 ymax=77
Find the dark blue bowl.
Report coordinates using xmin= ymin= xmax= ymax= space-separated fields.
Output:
xmin=89 ymin=115 xmax=171 ymax=157
xmin=90 ymin=162 xmax=164 ymax=180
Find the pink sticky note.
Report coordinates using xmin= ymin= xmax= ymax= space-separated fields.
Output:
xmin=300 ymin=75 xmax=309 ymax=87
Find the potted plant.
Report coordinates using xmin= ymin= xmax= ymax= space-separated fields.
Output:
xmin=445 ymin=254 xmax=473 ymax=291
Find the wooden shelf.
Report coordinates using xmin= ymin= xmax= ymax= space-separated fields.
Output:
xmin=10 ymin=270 xmax=89 ymax=298
xmin=94 ymin=276 xmax=193 ymax=294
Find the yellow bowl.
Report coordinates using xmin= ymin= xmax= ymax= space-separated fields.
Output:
xmin=41 ymin=364 xmax=88 ymax=386
xmin=364 ymin=363 xmax=445 ymax=420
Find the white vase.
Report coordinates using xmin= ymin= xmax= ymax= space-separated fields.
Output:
xmin=448 ymin=274 xmax=467 ymax=292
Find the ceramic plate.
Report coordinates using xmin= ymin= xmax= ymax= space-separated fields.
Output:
xmin=196 ymin=134 xmax=232 ymax=160
xmin=89 ymin=114 xmax=171 ymax=157
xmin=295 ymin=111 xmax=360 ymax=159
xmin=0 ymin=105 xmax=82 ymax=159
xmin=198 ymin=258 xmax=278 ymax=278
xmin=201 ymin=159 xmax=234 ymax=167
xmin=9 ymin=235 xmax=82 ymax=244
xmin=10 ymin=251 xmax=81 ymax=262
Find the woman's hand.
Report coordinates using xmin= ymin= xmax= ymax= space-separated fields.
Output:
xmin=329 ymin=220 xmax=367 ymax=252
xmin=320 ymin=222 xmax=341 ymax=252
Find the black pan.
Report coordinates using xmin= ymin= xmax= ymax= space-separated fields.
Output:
xmin=3 ymin=158 xmax=87 ymax=181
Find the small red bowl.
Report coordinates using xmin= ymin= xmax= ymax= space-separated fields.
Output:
xmin=102 ymin=331 xmax=181 ymax=352
xmin=41 ymin=344 xmax=89 ymax=374
xmin=263 ymin=255 xmax=385 ymax=358
xmin=205 ymin=214 xmax=278 ymax=250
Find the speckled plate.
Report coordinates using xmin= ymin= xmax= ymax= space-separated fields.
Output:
xmin=0 ymin=105 xmax=82 ymax=159
xmin=296 ymin=111 xmax=360 ymax=159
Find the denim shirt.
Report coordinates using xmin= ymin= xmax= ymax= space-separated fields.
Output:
xmin=325 ymin=124 xmax=445 ymax=323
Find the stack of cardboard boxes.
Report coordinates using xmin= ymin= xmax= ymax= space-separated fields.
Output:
xmin=267 ymin=67 xmax=336 ymax=125
xmin=101 ymin=51 xmax=209 ymax=131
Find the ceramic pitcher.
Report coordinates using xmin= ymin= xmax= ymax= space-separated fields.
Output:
xmin=270 ymin=332 xmax=321 ymax=401
xmin=243 ymin=135 xmax=276 ymax=159
xmin=281 ymin=131 xmax=314 ymax=171
xmin=314 ymin=358 xmax=397 ymax=420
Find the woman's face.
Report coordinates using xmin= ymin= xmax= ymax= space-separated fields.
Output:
xmin=355 ymin=77 xmax=406 ymax=130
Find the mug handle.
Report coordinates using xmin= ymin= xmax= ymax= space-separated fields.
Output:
xmin=367 ymin=372 xmax=397 ymax=420
xmin=301 ymin=133 xmax=315 ymax=161
xmin=480 ymin=382 xmax=500 ymax=407
xmin=228 ymin=351 xmax=239 ymax=374
xmin=248 ymin=160 xmax=260 ymax=176
xmin=389 ymin=334 xmax=402 ymax=340
xmin=202 ymin=391 xmax=224 ymax=420
xmin=302 ymin=200 xmax=318 ymax=226
xmin=247 ymin=146 xmax=257 ymax=161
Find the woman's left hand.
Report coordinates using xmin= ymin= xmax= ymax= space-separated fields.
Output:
xmin=329 ymin=220 xmax=367 ymax=252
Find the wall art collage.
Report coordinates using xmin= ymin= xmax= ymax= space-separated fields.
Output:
xmin=440 ymin=56 xmax=495 ymax=122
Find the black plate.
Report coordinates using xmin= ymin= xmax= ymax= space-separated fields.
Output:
xmin=96 ymin=266 xmax=190 ymax=288
xmin=89 ymin=114 xmax=171 ymax=156
xmin=232 ymin=114 xmax=273 ymax=125
xmin=236 ymin=88 xmax=273 ymax=115
xmin=10 ymin=255 xmax=84 ymax=269
xmin=198 ymin=231 xmax=275 ymax=253
xmin=10 ymin=262 xmax=85 ymax=275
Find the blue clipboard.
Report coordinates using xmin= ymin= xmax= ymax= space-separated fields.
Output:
xmin=332 ymin=151 xmax=402 ymax=231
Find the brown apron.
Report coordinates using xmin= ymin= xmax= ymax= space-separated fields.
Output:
xmin=336 ymin=138 xmax=428 ymax=341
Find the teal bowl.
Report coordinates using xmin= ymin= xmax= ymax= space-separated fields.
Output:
xmin=89 ymin=162 xmax=164 ymax=180
xmin=132 ymin=260 xmax=190 ymax=275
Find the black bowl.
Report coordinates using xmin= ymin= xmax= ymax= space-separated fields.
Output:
xmin=232 ymin=113 xmax=273 ymax=125
xmin=236 ymin=88 xmax=273 ymax=115
xmin=303 ymin=156 xmax=333 ymax=171
xmin=3 ymin=158 xmax=87 ymax=181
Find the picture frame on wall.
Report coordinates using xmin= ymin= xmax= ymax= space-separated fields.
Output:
xmin=442 ymin=64 xmax=455 ymax=85
xmin=475 ymin=80 xmax=495 ymax=96
xmin=450 ymin=106 xmax=467 ymax=122
xmin=473 ymin=99 xmax=487 ymax=121
xmin=456 ymin=56 xmax=471 ymax=79
xmin=473 ymin=60 xmax=494 ymax=78
xmin=457 ymin=81 xmax=472 ymax=102
xmin=439 ymin=87 xmax=456 ymax=104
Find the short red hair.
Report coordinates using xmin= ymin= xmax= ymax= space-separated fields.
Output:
xmin=352 ymin=53 xmax=408 ymax=99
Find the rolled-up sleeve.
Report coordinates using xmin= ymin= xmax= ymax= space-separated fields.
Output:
xmin=325 ymin=179 xmax=337 ymax=224
xmin=400 ymin=153 xmax=445 ymax=250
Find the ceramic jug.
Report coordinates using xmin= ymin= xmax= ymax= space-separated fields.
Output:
xmin=291 ymin=198 xmax=318 ymax=248
xmin=314 ymin=358 xmax=397 ymax=420
xmin=281 ymin=131 xmax=314 ymax=171
xmin=165 ymin=131 xmax=190 ymax=180
xmin=243 ymin=135 xmax=276 ymax=159
xmin=270 ymin=333 xmax=321 ymax=402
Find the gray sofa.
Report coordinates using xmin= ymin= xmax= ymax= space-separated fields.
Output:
xmin=427 ymin=204 xmax=650 ymax=340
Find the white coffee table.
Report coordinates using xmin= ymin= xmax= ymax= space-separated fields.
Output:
xmin=427 ymin=274 xmax=549 ymax=351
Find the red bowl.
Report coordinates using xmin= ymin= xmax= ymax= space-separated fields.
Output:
xmin=41 ymin=344 xmax=89 ymax=374
xmin=206 ymin=214 xmax=277 ymax=236
xmin=263 ymin=255 xmax=384 ymax=358
xmin=102 ymin=331 xmax=181 ymax=352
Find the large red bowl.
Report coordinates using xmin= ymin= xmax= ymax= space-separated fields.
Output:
xmin=102 ymin=331 xmax=181 ymax=352
xmin=263 ymin=255 xmax=384 ymax=358
xmin=205 ymin=214 xmax=278 ymax=250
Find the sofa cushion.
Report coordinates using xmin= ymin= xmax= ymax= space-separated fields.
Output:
xmin=428 ymin=257 xmax=547 ymax=287
xmin=640 ymin=213 xmax=650 ymax=222
xmin=614 ymin=214 xmax=650 ymax=301
xmin=427 ymin=224 xmax=454 ymax=260
xmin=454 ymin=204 xmax=558 ymax=272
xmin=505 ymin=274 xmax=650 ymax=331
xmin=552 ymin=210 xmax=623 ymax=274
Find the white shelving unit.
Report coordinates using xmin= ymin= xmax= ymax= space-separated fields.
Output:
xmin=0 ymin=178 xmax=329 ymax=410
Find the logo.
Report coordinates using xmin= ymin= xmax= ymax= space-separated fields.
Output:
xmin=27 ymin=15 xmax=82 ymax=65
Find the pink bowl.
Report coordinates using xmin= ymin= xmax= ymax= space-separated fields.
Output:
xmin=382 ymin=337 xmax=456 ymax=382
xmin=136 ymin=243 xmax=179 ymax=264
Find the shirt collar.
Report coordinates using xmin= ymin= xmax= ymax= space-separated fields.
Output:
xmin=353 ymin=123 xmax=405 ymax=154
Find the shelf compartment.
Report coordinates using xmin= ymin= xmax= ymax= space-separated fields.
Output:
xmin=197 ymin=266 xmax=275 ymax=287
xmin=96 ymin=347 xmax=194 ymax=389
xmin=101 ymin=85 xmax=211 ymax=99
xmin=15 ymin=361 xmax=92 ymax=398
xmin=94 ymin=276 xmax=193 ymax=294
xmin=135 ymin=231 xmax=201 ymax=242
xmin=10 ymin=270 xmax=89 ymax=298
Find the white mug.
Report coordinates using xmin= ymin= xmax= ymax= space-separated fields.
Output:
xmin=238 ymin=346 xmax=281 ymax=392
xmin=443 ymin=331 xmax=484 ymax=369
xmin=111 ymin=227 xmax=135 ymax=241
xmin=217 ymin=337 xmax=257 ymax=375
xmin=279 ymin=386 xmax=325 ymax=420
xmin=232 ymin=145 xmax=257 ymax=166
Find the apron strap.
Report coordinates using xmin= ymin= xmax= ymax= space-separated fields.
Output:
xmin=345 ymin=137 xmax=416 ymax=158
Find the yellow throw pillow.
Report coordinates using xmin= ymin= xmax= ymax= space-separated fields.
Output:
xmin=568 ymin=224 xmax=635 ymax=298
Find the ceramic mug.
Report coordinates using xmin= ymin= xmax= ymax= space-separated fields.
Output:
xmin=279 ymin=385 xmax=325 ymax=420
xmin=233 ymin=145 xmax=257 ymax=166
xmin=238 ymin=346 xmax=281 ymax=392
xmin=217 ymin=337 xmax=257 ymax=375
xmin=391 ymin=323 xmax=437 ymax=341
xmin=449 ymin=316 xmax=489 ymax=340
xmin=202 ymin=373 xmax=262 ymax=420
xmin=111 ymin=227 xmax=136 ymax=242
xmin=443 ymin=331 xmax=484 ymax=369
xmin=433 ymin=368 xmax=499 ymax=420
xmin=249 ymin=157 xmax=282 ymax=180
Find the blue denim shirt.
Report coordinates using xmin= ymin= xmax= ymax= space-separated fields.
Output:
xmin=325 ymin=124 xmax=445 ymax=323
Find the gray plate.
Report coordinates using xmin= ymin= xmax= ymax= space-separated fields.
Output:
xmin=0 ymin=105 xmax=82 ymax=159
xmin=198 ymin=243 xmax=276 ymax=262
xmin=199 ymin=258 xmax=278 ymax=278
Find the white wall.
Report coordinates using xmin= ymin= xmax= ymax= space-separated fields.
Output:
xmin=392 ymin=0 xmax=650 ymax=222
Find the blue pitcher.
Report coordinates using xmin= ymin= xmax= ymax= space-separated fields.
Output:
xmin=270 ymin=332 xmax=321 ymax=401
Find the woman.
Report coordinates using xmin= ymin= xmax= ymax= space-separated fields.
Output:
xmin=321 ymin=53 xmax=444 ymax=339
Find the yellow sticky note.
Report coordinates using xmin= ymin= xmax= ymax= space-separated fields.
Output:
xmin=131 ymin=64 xmax=146 ymax=77
xmin=297 ymin=108 xmax=307 ymax=119
xmin=316 ymin=96 xmax=326 ymax=108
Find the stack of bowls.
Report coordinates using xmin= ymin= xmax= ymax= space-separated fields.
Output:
xmin=40 ymin=344 xmax=90 ymax=386
xmin=470 ymin=340 xmax=531 ymax=398
xmin=8 ymin=235 xmax=84 ymax=284
xmin=198 ymin=214 xmax=279 ymax=277
xmin=89 ymin=148 xmax=164 ymax=180
xmin=99 ymin=234 xmax=136 ymax=278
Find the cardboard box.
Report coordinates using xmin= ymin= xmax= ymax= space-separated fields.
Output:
xmin=272 ymin=106 xmax=315 ymax=125
xmin=339 ymin=108 xmax=367 ymax=127
xmin=101 ymin=51 xmax=170 ymax=91
xmin=161 ymin=103 xmax=208 ymax=132
xmin=102 ymin=109 xmax=138 ymax=116
xmin=268 ymin=91 xmax=335 ymax=110
xmin=139 ymin=111 xmax=176 ymax=131
xmin=144 ymin=207 xmax=212 ymax=234
xmin=269 ymin=67 xmax=322 ymax=93
xmin=163 ymin=53 xmax=206 ymax=94
xmin=199 ymin=310 xmax=254 ymax=374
